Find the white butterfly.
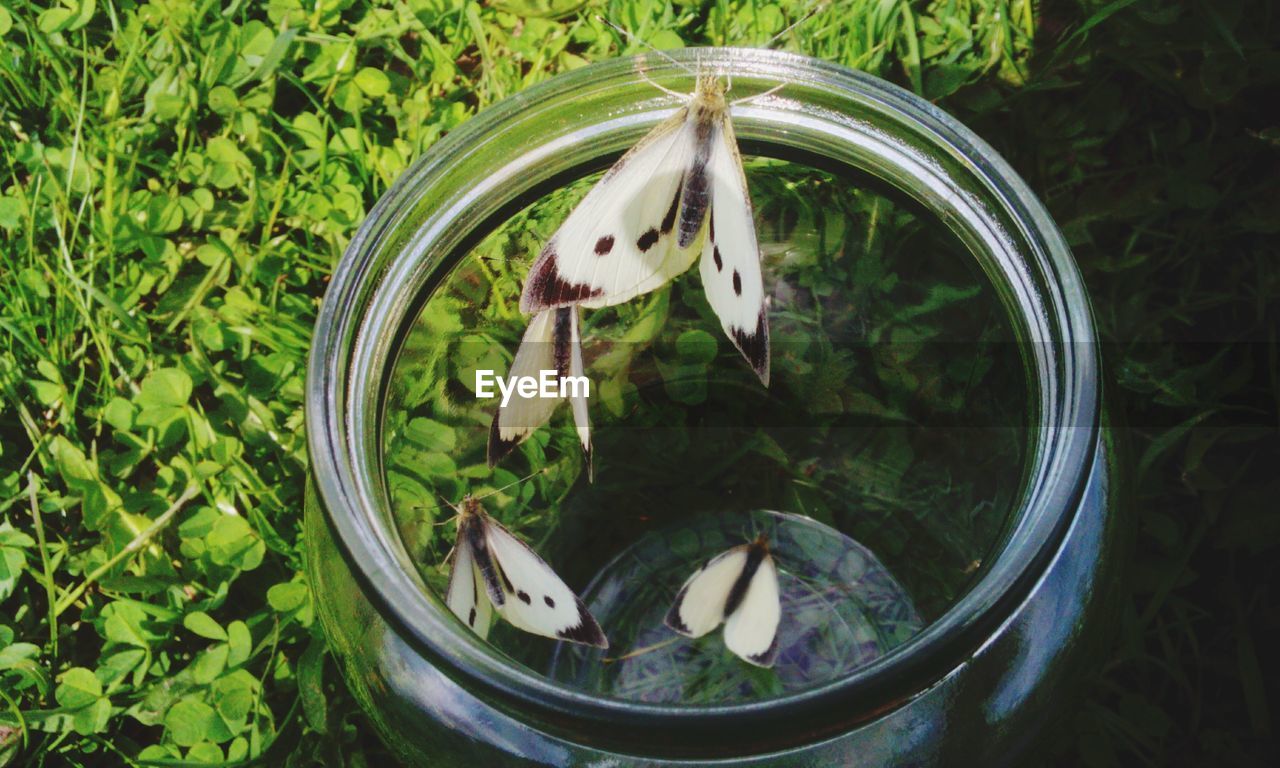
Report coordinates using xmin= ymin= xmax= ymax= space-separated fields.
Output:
xmin=487 ymin=305 xmax=592 ymax=475
xmin=664 ymin=534 xmax=781 ymax=667
xmin=519 ymin=74 xmax=771 ymax=385
xmin=445 ymin=495 xmax=608 ymax=648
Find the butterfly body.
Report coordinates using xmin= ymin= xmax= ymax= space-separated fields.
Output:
xmin=487 ymin=305 xmax=592 ymax=473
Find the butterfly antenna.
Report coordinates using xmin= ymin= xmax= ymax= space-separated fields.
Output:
xmin=766 ymin=1 xmax=827 ymax=48
xmin=729 ymin=81 xmax=786 ymax=108
xmin=636 ymin=66 xmax=688 ymax=101
xmin=596 ymin=15 xmax=697 ymax=85
xmin=471 ymin=467 xmax=550 ymax=503
xmin=409 ymin=498 xmax=462 ymax=519
xmin=603 ymin=636 xmax=683 ymax=663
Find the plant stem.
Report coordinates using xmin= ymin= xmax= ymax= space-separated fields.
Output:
xmin=54 ymin=483 xmax=201 ymax=617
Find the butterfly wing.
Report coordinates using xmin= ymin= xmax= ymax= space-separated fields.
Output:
xmin=445 ymin=531 xmax=494 ymax=639
xmin=488 ymin=306 xmax=591 ymax=470
xmin=723 ymin=551 xmax=781 ymax=667
xmin=565 ymin=307 xmax=592 ymax=479
xmin=520 ymin=109 xmax=703 ymax=314
xmin=699 ymin=115 xmax=770 ymax=385
xmin=664 ymin=544 xmax=750 ymax=639
xmin=483 ymin=517 xmax=608 ymax=648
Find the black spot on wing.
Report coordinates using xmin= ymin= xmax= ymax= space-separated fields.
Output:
xmin=556 ymin=599 xmax=608 ymax=648
xmin=523 ymin=247 xmax=605 ymax=310
xmin=713 ymin=246 xmax=722 ymax=271
xmin=544 ymin=595 xmax=556 ymax=608
xmin=517 ymin=590 xmax=531 ymax=605
xmin=467 ymin=607 xmax=477 ymax=627
xmin=636 ymin=227 xmax=660 ymax=252
xmin=732 ymin=269 xmax=742 ymax=296
xmin=594 ymin=235 xmax=614 ymax=256
xmin=660 ymin=178 xmax=682 ymax=234
xmin=731 ymin=309 xmax=771 ymax=386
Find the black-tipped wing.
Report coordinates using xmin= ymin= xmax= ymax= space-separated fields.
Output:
xmin=520 ymin=108 xmax=703 ymax=314
xmin=482 ymin=515 xmax=608 ymax=648
xmin=664 ymin=544 xmax=750 ymax=639
xmin=722 ymin=550 xmax=781 ymax=667
xmin=698 ymin=116 xmax=770 ymax=385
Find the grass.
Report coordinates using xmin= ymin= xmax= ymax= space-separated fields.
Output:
xmin=0 ymin=0 xmax=1275 ymax=765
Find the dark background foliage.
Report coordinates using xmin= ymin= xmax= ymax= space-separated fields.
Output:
xmin=0 ymin=0 xmax=1275 ymax=765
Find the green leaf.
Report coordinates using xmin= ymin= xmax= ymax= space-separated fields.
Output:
xmin=266 ymin=581 xmax=307 ymax=613
xmin=675 ymin=329 xmax=718 ymax=364
xmin=49 ymin=435 xmax=96 ymax=482
xmin=102 ymin=396 xmax=136 ymax=431
xmin=0 ymin=523 xmax=33 ymax=603
xmin=206 ymin=516 xmax=264 ymax=571
xmin=37 ymin=7 xmax=74 ymax=33
xmin=72 ymin=697 xmax=112 ymax=735
xmin=404 ymin=418 xmax=457 ymax=452
xmin=183 ymin=612 xmax=227 ymax=641
xmin=55 ymin=667 xmax=102 ymax=709
xmin=186 ymin=742 xmax=224 ymax=762
xmin=190 ymin=644 xmax=229 ymax=684
xmin=236 ymin=25 xmax=298 ymax=85
xmin=47 ymin=437 xmax=123 ymax=529
xmin=353 ymin=67 xmax=390 ymax=97
xmin=212 ymin=672 xmax=256 ymax=732
xmin=102 ymin=602 xmax=153 ymax=648
xmin=0 ymin=642 xmax=39 ymax=669
xmin=207 ymin=85 xmax=239 ymax=115
xmin=137 ymin=368 xmax=193 ymax=408
xmin=0 ymin=196 xmax=22 ymax=230
xmin=67 ymin=0 xmax=96 ymax=31
xmin=165 ymin=697 xmax=217 ymax=747
xmin=225 ymin=621 xmax=251 ymax=666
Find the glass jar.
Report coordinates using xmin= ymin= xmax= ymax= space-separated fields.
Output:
xmin=305 ymin=48 xmax=1119 ymax=765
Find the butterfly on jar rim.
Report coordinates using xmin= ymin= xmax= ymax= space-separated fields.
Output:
xmin=491 ymin=32 xmax=804 ymax=471
xmin=518 ymin=66 xmax=773 ymax=386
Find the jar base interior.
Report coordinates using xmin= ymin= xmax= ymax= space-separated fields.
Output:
xmin=541 ymin=509 xmax=921 ymax=705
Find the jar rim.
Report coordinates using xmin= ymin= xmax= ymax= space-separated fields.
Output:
xmin=306 ymin=47 xmax=1100 ymax=754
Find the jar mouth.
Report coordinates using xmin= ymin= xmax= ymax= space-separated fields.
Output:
xmin=306 ymin=47 xmax=1099 ymax=754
